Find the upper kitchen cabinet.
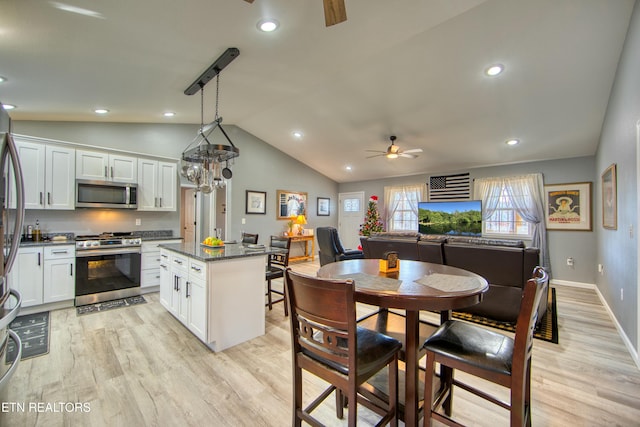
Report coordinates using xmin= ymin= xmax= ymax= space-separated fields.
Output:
xmin=137 ymin=158 xmax=177 ymax=211
xmin=76 ymin=149 xmax=137 ymax=183
xmin=13 ymin=138 xmax=75 ymax=210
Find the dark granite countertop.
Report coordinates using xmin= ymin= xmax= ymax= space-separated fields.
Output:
xmin=159 ymin=242 xmax=286 ymax=262
xmin=19 ymin=239 xmax=75 ymax=247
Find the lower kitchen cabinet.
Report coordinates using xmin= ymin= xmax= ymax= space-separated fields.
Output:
xmin=9 ymin=244 xmax=75 ymax=307
xmin=159 ymin=249 xmax=208 ymax=342
xmin=141 ymin=239 xmax=182 ymax=290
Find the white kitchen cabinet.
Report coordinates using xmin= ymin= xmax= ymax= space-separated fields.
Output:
xmin=159 ymin=249 xmax=172 ymax=309
xmin=43 ymin=245 xmax=75 ymax=303
xmin=137 ymin=158 xmax=177 ymax=211
xmin=186 ymin=276 xmax=207 ymax=341
xmin=76 ymin=149 xmax=137 ymax=183
xmin=13 ymin=139 xmax=75 ymax=210
xmin=141 ymin=239 xmax=182 ymax=289
xmin=8 ymin=247 xmax=44 ymax=307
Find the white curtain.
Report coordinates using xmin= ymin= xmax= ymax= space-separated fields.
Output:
xmin=383 ymin=184 xmax=427 ymax=230
xmin=474 ymin=174 xmax=549 ymax=270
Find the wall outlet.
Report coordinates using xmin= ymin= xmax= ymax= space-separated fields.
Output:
xmin=620 ymin=288 xmax=624 ymax=301
xmin=242 ymin=218 xmax=246 ymax=224
xmin=135 ymin=218 xmax=141 ymax=226
xmin=598 ymin=264 xmax=604 ymax=274
xmin=566 ymin=257 xmax=574 ymax=267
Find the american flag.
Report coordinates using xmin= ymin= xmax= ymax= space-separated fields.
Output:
xmin=428 ymin=173 xmax=470 ymax=200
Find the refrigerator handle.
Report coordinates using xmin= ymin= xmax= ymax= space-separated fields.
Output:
xmin=1 ymin=132 xmax=26 ymax=277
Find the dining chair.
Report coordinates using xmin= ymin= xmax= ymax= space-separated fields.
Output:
xmin=421 ymin=266 xmax=549 ymax=427
xmin=284 ymin=269 xmax=402 ymax=426
xmin=241 ymin=232 xmax=259 ymax=244
xmin=265 ymin=235 xmax=291 ymax=315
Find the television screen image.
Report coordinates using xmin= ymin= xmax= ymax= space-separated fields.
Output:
xmin=418 ymin=200 xmax=482 ymax=236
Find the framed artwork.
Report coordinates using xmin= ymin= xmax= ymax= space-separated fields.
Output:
xmin=544 ymin=182 xmax=592 ymax=231
xmin=276 ymin=190 xmax=307 ymax=219
xmin=245 ymin=190 xmax=266 ymax=214
xmin=602 ymin=164 xmax=617 ymax=230
xmin=317 ymin=197 xmax=330 ymax=216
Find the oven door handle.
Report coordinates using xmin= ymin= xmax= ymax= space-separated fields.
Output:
xmin=76 ymin=247 xmax=141 ymax=257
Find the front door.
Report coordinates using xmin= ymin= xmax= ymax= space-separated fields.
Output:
xmin=338 ymin=191 xmax=365 ymax=250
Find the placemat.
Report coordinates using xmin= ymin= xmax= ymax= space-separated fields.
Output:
xmin=336 ymin=272 xmax=401 ymax=291
xmin=415 ymin=273 xmax=481 ymax=292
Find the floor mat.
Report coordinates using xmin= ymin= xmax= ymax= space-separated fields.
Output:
xmin=76 ymin=295 xmax=147 ymax=315
xmin=452 ymin=287 xmax=559 ymax=344
xmin=5 ymin=311 xmax=50 ymax=363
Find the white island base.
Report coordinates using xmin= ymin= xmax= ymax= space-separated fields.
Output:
xmin=159 ymin=244 xmax=266 ymax=352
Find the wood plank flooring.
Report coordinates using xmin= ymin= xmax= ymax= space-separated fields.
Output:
xmin=1 ymin=259 xmax=639 ymax=426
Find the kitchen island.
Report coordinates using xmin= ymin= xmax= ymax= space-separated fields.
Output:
xmin=158 ymin=242 xmax=283 ymax=352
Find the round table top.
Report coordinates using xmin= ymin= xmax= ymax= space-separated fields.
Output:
xmin=317 ymin=259 xmax=488 ymax=312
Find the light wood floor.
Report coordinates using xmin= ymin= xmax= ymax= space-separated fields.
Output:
xmin=1 ymin=259 xmax=639 ymax=426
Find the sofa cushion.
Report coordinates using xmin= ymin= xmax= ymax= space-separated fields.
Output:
xmin=417 ymin=241 xmax=444 ymax=264
xmin=443 ymin=244 xmax=525 ymax=287
xmin=369 ymin=232 xmax=420 ymax=241
xmin=445 ymin=236 xmax=525 ymax=248
xmin=365 ymin=238 xmax=420 ymax=260
xmin=458 ymin=284 xmax=524 ymax=323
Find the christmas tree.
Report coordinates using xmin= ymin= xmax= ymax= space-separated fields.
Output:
xmin=360 ymin=195 xmax=385 ymax=236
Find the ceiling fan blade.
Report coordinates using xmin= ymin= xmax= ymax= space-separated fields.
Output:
xmin=401 ymin=148 xmax=423 ymax=154
xmin=399 ymin=153 xmax=419 ymax=159
xmin=365 ymin=149 xmax=385 ymax=153
xmin=323 ymin=0 xmax=347 ymax=26
xmin=243 ymin=0 xmax=255 ymax=3
xmin=366 ymin=153 xmax=385 ymax=159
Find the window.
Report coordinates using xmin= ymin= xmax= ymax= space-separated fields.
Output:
xmin=482 ymin=187 xmax=533 ymax=238
xmin=384 ymin=185 xmax=425 ymax=232
xmin=343 ymin=198 xmax=360 ymax=212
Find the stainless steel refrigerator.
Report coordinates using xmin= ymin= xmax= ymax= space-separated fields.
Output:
xmin=0 ymin=103 xmax=25 ymax=390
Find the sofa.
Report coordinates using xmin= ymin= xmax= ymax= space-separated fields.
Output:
xmin=359 ymin=232 xmax=546 ymax=325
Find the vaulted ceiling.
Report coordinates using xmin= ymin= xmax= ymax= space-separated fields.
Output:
xmin=0 ymin=0 xmax=635 ymax=182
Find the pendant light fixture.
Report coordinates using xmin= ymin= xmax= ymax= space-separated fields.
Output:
xmin=180 ymin=48 xmax=240 ymax=193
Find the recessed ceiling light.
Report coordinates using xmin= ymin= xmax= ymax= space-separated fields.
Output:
xmin=506 ymin=139 xmax=520 ymax=146
xmin=1 ymin=104 xmax=16 ymax=110
xmin=163 ymin=112 xmax=176 ymax=117
xmin=94 ymin=108 xmax=109 ymax=114
xmin=345 ymin=165 xmax=352 ymax=171
xmin=257 ymin=19 xmax=279 ymax=32
xmin=292 ymin=131 xmax=303 ymax=139
xmin=485 ymin=64 xmax=504 ymax=77
xmin=0 ymin=76 xmax=7 ymax=83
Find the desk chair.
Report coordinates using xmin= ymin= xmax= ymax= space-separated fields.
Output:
xmin=285 ymin=269 xmax=402 ymax=426
xmin=241 ymin=232 xmax=259 ymax=244
xmin=421 ymin=266 xmax=549 ymax=426
xmin=265 ymin=235 xmax=291 ymax=315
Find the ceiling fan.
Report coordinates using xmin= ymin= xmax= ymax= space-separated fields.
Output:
xmin=243 ymin=0 xmax=347 ymax=27
xmin=366 ymin=136 xmax=424 ymax=159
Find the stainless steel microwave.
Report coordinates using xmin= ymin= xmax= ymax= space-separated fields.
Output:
xmin=76 ymin=179 xmax=138 ymax=209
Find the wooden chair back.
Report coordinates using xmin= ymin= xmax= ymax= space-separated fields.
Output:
xmin=241 ymin=232 xmax=259 ymax=244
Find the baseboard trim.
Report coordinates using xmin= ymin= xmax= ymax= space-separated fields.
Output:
xmin=552 ymin=279 xmax=639 ymax=369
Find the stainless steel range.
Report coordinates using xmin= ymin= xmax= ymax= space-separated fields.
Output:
xmin=75 ymin=232 xmax=142 ymax=306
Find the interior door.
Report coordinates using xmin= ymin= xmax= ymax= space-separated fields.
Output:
xmin=338 ymin=191 xmax=365 ymax=250
xmin=181 ymin=187 xmax=196 ymax=243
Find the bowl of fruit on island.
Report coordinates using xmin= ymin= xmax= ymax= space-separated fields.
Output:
xmin=202 ymin=236 xmax=224 ymax=247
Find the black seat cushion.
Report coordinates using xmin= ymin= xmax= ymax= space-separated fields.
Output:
xmin=422 ymin=320 xmax=514 ymax=376
xmin=304 ymin=326 xmax=402 ymax=381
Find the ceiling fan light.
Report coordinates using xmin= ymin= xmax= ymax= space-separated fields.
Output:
xmin=386 ymin=153 xmax=399 ymax=159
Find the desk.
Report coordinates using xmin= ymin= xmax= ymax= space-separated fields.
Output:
xmin=317 ymin=259 xmax=488 ymax=427
xmin=288 ymin=235 xmax=315 ymax=262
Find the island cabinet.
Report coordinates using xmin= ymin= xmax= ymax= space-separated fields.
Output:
xmin=159 ymin=243 xmax=272 ymax=352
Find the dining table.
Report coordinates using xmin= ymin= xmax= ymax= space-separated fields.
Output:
xmin=317 ymin=258 xmax=488 ymax=427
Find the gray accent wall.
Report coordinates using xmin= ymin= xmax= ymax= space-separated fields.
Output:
xmin=339 ymin=156 xmax=597 ymax=285
xmin=596 ymin=0 xmax=639 ymax=350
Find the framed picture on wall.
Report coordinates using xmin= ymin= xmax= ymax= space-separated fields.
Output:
xmin=602 ymin=164 xmax=617 ymax=229
xmin=245 ymin=190 xmax=266 ymax=214
xmin=276 ymin=190 xmax=308 ymax=219
xmin=544 ymin=182 xmax=592 ymax=231
xmin=317 ymin=197 xmax=330 ymax=216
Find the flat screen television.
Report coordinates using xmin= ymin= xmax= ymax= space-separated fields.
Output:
xmin=418 ymin=200 xmax=482 ymax=236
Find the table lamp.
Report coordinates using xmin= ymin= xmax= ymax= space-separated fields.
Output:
xmin=295 ymin=214 xmax=307 ymax=235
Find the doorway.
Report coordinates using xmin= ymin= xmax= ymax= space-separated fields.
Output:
xmin=180 ymin=184 xmax=230 ymax=244
xmin=338 ymin=191 xmax=365 ymax=250
xmin=180 ymin=187 xmax=197 ymax=243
